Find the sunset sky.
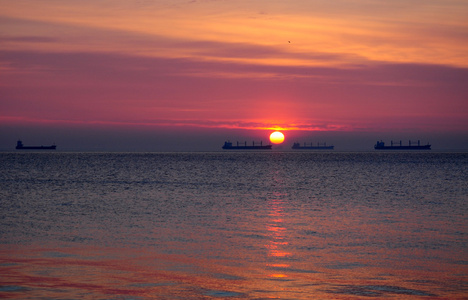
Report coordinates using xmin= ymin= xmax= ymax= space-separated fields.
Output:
xmin=1 ymin=0 xmax=467 ymax=151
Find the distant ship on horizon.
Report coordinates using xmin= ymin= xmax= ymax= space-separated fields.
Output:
xmin=16 ymin=140 xmax=56 ymax=150
xmin=374 ymin=140 xmax=431 ymax=150
xmin=222 ymin=141 xmax=272 ymax=150
xmin=292 ymin=142 xmax=334 ymax=150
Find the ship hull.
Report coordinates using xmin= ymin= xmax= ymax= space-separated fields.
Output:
xmin=374 ymin=140 xmax=431 ymax=150
xmin=292 ymin=142 xmax=333 ymax=150
xmin=222 ymin=145 xmax=272 ymax=150
xmin=292 ymin=146 xmax=334 ymax=150
xmin=16 ymin=145 xmax=56 ymax=150
xmin=222 ymin=141 xmax=272 ymax=150
xmin=374 ymin=145 xmax=431 ymax=150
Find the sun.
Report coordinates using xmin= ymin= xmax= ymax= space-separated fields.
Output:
xmin=269 ymin=131 xmax=285 ymax=144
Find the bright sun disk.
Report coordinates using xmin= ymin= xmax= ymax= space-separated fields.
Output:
xmin=270 ymin=131 xmax=285 ymax=144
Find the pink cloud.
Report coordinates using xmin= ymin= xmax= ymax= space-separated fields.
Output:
xmin=1 ymin=48 xmax=467 ymax=135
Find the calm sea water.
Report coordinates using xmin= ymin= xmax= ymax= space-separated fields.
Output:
xmin=0 ymin=152 xmax=467 ymax=299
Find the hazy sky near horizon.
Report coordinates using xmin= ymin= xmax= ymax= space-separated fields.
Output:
xmin=1 ymin=0 xmax=468 ymax=150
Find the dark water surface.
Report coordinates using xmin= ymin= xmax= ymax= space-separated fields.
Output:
xmin=0 ymin=152 xmax=467 ymax=299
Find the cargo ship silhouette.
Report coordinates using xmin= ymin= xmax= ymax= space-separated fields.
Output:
xmin=222 ymin=141 xmax=272 ymax=150
xmin=292 ymin=142 xmax=334 ymax=150
xmin=374 ymin=140 xmax=431 ymax=150
xmin=16 ymin=140 xmax=56 ymax=150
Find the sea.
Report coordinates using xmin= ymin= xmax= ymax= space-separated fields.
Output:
xmin=0 ymin=151 xmax=466 ymax=299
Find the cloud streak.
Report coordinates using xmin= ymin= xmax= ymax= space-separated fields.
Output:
xmin=1 ymin=48 xmax=467 ymax=132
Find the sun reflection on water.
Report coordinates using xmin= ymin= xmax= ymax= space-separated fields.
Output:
xmin=265 ymin=193 xmax=292 ymax=279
